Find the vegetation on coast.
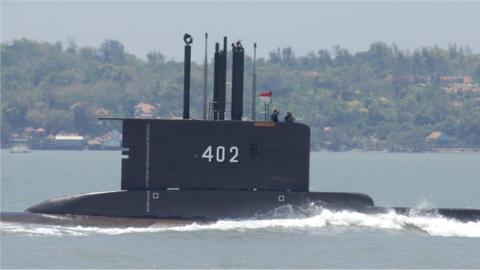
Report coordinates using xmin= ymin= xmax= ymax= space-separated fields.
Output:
xmin=2 ymin=38 xmax=480 ymax=151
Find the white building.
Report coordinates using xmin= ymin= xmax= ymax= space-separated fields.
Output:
xmin=54 ymin=135 xmax=84 ymax=149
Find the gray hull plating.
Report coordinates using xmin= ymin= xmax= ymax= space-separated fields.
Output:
xmin=24 ymin=190 xmax=480 ymax=222
xmin=26 ymin=190 xmax=373 ymax=219
xmin=0 ymin=212 xmax=203 ymax=228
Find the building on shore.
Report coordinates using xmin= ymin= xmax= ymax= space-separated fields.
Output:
xmin=101 ymin=129 xmax=122 ymax=150
xmin=87 ymin=138 xmax=102 ymax=150
xmin=53 ymin=134 xmax=85 ymax=150
xmin=426 ymin=131 xmax=455 ymax=148
xmin=134 ymin=102 xmax=156 ymax=118
xmin=86 ymin=129 xmax=122 ymax=150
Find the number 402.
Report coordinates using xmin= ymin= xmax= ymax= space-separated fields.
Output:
xmin=202 ymin=145 xmax=239 ymax=163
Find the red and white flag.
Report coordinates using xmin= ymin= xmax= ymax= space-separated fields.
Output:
xmin=258 ymin=91 xmax=272 ymax=103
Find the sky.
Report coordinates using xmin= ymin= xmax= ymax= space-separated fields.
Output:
xmin=2 ymin=1 xmax=480 ymax=63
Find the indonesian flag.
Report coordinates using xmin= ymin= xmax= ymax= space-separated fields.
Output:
xmin=258 ymin=91 xmax=272 ymax=103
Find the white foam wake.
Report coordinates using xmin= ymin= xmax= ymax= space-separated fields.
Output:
xmin=1 ymin=209 xmax=479 ymax=237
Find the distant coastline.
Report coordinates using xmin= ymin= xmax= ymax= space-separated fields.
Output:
xmin=314 ymin=148 xmax=480 ymax=153
xmin=2 ymin=39 xmax=480 ymax=150
xmin=3 ymin=146 xmax=480 ymax=153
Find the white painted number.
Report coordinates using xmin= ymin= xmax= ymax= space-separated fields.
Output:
xmin=216 ymin=146 xmax=225 ymax=162
xmin=229 ymin=146 xmax=239 ymax=163
xmin=202 ymin=145 xmax=239 ymax=163
xmin=202 ymin=146 xmax=213 ymax=162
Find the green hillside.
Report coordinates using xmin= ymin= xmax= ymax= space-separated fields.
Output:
xmin=2 ymin=39 xmax=480 ymax=151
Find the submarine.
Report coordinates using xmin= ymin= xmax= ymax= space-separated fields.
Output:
xmin=2 ymin=34 xmax=480 ymax=226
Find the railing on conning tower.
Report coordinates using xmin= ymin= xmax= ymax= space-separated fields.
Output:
xmin=206 ymin=101 xmax=264 ymax=122
xmin=208 ymin=101 xmax=232 ymax=120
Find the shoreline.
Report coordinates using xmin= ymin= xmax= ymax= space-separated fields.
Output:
xmin=314 ymin=147 xmax=480 ymax=153
xmin=2 ymin=147 xmax=480 ymax=153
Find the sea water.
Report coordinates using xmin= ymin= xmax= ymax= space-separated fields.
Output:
xmin=1 ymin=150 xmax=480 ymax=268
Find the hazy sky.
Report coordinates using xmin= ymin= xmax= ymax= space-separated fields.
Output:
xmin=2 ymin=1 xmax=480 ymax=63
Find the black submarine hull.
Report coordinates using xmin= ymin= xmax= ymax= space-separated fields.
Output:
xmin=2 ymin=205 xmax=479 ymax=229
xmin=25 ymin=190 xmax=374 ymax=219
xmin=19 ymin=190 xmax=480 ymax=223
xmin=0 ymin=212 xmax=204 ymax=228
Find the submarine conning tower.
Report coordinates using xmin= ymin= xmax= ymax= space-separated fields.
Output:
xmin=105 ymin=34 xmax=311 ymax=193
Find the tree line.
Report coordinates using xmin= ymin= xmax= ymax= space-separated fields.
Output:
xmin=2 ymin=38 xmax=480 ymax=151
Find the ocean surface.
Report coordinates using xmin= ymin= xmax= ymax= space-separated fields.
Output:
xmin=1 ymin=150 xmax=480 ymax=268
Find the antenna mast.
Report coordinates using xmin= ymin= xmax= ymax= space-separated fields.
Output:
xmin=183 ymin=33 xmax=192 ymax=119
xmin=252 ymin=43 xmax=257 ymax=121
xmin=202 ymin=33 xmax=208 ymax=120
